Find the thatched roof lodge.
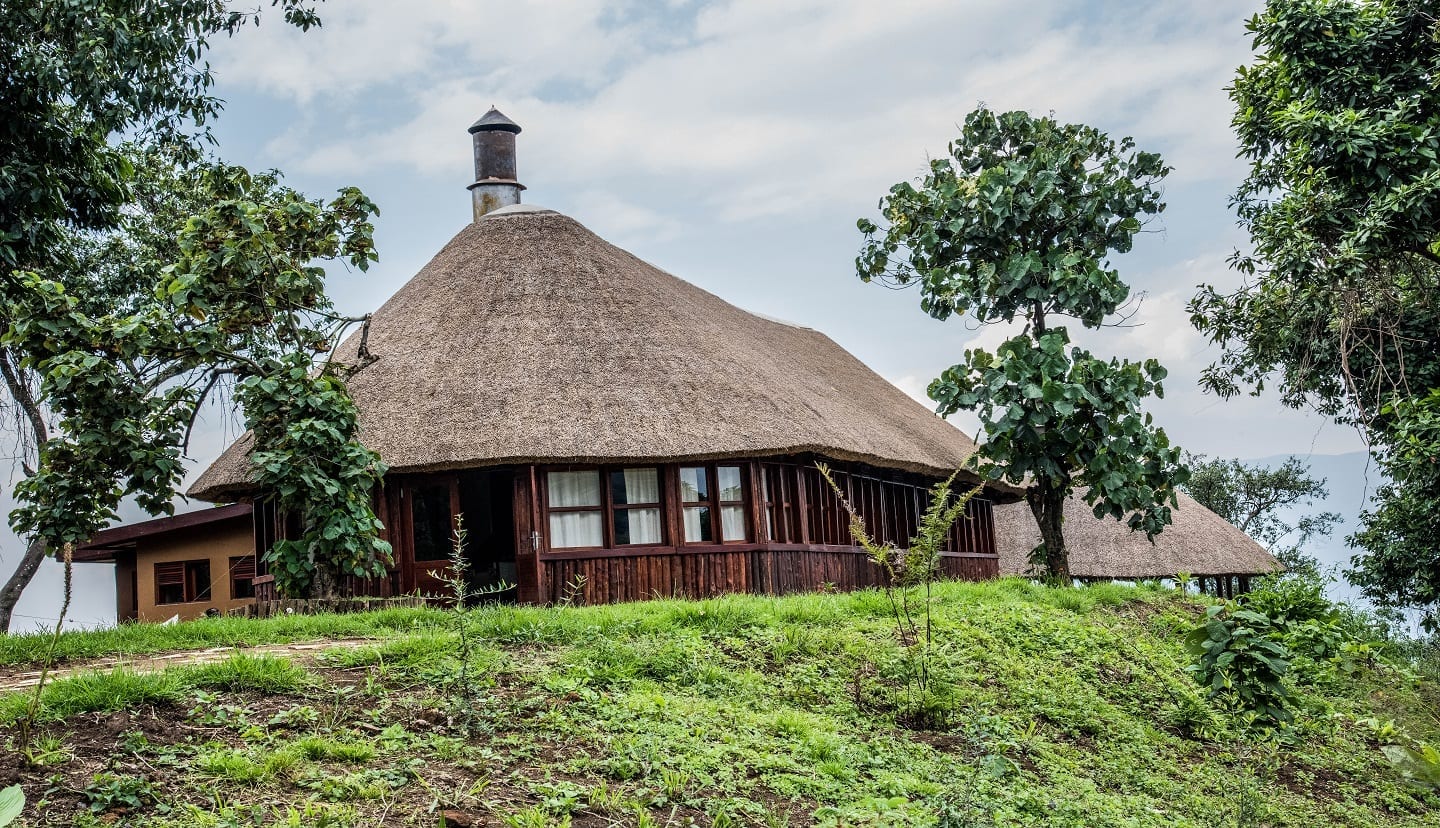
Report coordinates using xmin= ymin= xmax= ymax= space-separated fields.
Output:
xmin=78 ymin=109 xmax=1015 ymax=618
xmin=993 ymin=490 xmax=1283 ymax=596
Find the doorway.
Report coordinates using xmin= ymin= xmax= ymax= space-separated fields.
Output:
xmin=399 ymin=470 xmax=516 ymax=601
xmin=458 ymin=469 xmax=517 ymax=601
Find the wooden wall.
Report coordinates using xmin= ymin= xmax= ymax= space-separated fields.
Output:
xmin=252 ymin=455 xmax=1004 ymax=608
xmin=541 ymin=547 xmax=998 ymax=605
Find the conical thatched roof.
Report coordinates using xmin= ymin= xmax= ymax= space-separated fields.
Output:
xmin=993 ymin=490 xmax=1283 ymax=578
xmin=191 ymin=206 xmax=994 ymax=501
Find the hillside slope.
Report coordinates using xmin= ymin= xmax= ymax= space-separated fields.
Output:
xmin=1 ymin=580 xmax=1436 ymax=827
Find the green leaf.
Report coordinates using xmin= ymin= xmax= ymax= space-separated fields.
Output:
xmin=0 ymin=785 xmax=23 ymax=826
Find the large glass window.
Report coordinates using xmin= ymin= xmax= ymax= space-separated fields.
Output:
xmin=548 ymin=470 xmax=604 ymax=548
xmin=681 ymin=465 xmax=749 ymax=544
xmin=680 ymin=466 xmax=713 ymax=542
xmin=718 ymin=466 xmax=747 ymax=542
xmin=610 ymin=468 xmax=662 ymax=545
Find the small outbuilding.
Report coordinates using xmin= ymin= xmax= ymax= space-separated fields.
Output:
xmin=993 ymin=490 xmax=1284 ymax=596
xmin=72 ymin=504 xmax=257 ymax=622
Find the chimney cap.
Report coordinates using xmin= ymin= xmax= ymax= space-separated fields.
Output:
xmin=469 ymin=107 xmax=522 ymax=135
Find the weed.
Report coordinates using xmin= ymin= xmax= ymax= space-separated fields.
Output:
xmin=22 ymin=733 xmax=70 ymax=766
xmin=15 ymin=543 xmax=76 ymax=756
xmin=658 ymin=767 xmax=690 ymax=799
xmin=266 ymin=704 xmax=320 ymax=729
xmin=290 ymin=734 xmax=376 ymax=763
xmin=503 ymin=805 xmax=572 ymax=828
xmin=78 ymin=772 xmax=158 ymax=814
xmin=194 ymin=746 xmax=299 ymax=784
xmin=431 ymin=514 xmax=512 ymax=725
xmin=819 ymin=463 xmax=976 ymax=727
xmin=187 ymin=653 xmax=311 ymax=693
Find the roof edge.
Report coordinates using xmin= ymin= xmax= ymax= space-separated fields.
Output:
xmin=74 ymin=503 xmax=253 ymax=561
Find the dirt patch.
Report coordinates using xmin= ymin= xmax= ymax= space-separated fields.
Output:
xmin=0 ymin=638 xmax=377 ymax=692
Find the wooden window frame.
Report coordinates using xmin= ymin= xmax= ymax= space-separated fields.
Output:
xmin=406 ymin=477 xmax=460 ymax=566
xmin=606 ymin=467 xmax=666 ymax=548
xmin=542 ymin=466 xmax=668 ymax=552
xmin=230 ymin=555 xmax=257 ymax=600
xmin=155 ymin=559 xmax=212 ymax=605
xmin=677 ymin=463 xmax=751 ymax=545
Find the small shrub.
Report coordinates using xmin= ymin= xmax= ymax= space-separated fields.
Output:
xmin=1186 ymin=605 xmax=1294 ymax=729
xmin=1382 ymin=739 xmax=1440 ymax=791
xmin=1241 ymin=574 xmax=1333 ymax=626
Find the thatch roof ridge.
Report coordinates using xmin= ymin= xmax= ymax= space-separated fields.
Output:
xmin=191 ymin=208 xmax=995 ymax=500
xmin=993 ymin=489 xmax=1283 ymax=578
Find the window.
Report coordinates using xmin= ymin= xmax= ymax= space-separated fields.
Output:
xmin=230 ymin=556 xmax=256 ymax=600
xmin=610 ymin=468 xmax=662 ymax=545
xmin=548 ymin=470 xmax=603 ymax=548
xmin=761 ymin=463 xmax=802 ymax=543
xmin=679 ymin=466 xmax=712 ymax=542
xmin=155 ymin=559 xmax=212 ymax=605
xmin=546 ymin=467 xmax=665 ymax=549
xmin=680 ymin=465 xmax=749 ymax=543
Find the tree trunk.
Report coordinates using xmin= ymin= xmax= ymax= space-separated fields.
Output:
xmin=310 ymin=563 xmax=339 ymax=602
xmin=0 ymin=538 xmax=49 ymax=633
xmin=1027 ymin=482 xmax=1071 ymax=586
xmin=0 ymin=348 xmax=52 ymax=632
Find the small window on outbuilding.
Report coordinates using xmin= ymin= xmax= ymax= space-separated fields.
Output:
xmin=230 ymin=556 xmax=256 ymax=600
xmin=155 ymin=560 xmax=212 ymax=605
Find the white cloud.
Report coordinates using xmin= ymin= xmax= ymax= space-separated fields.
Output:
xmin=219 ymin=0 xmax=1260 ymax=222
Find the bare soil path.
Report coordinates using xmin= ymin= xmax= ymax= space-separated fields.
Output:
xmin=0 ymin=638 xmax=377 ymax=692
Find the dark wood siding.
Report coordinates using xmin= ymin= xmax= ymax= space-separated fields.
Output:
xmin=254 ymin=455 xmax=1001 ymax=606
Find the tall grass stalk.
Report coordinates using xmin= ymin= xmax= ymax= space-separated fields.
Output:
xmin=430 ymin=514 xmax=512 ymax=718
xmin=817 ymin=464 xmax=976 ymax=709
xmin=16 ymin=543 xmax=73 ymax=756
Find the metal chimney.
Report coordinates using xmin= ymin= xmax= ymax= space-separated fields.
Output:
xmin=467 ymin=108 xmax=525 ymax=220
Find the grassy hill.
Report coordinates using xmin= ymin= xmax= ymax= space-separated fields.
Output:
xmin=0 ymin=579 xmax=1436 ymax=827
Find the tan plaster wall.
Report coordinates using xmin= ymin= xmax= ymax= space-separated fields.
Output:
xmin=135 ymin=516 xmax=255 ymax=622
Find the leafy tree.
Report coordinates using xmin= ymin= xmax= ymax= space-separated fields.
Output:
xmin=1183 ymin=454 xmax=1340 ymax=578
xmin=0 ymin=1 xmax=390 ymax=630
xmin=858 ymin=107 xmax=1188 ymax=582
xmin=1189 ymin=0 xmax=1440 ymax=627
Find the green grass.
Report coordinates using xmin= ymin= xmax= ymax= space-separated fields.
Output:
xmin=0 ymin=606 xmax=446 ymax=667
xmin=0 ymin=654 xmax=309 ymax=723
xmin=2 ymin=579 xmax=1437 ymax=827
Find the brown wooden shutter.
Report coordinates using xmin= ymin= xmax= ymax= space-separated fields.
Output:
xmin=230 ymin=556 xmax=256 ymax=580
xmin=155 ymin=562 xmax=184 ymax=586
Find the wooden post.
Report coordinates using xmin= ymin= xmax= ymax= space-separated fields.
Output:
xmin=513 ymin=467 xmax=543 ymax=604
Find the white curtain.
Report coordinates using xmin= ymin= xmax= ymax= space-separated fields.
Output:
xmin=721 ymin=506 xmax=746 ymax=541
xmin=617 ymin=468 xmax=659 ymax=504
xmin=717 ymin=466 xmax=744 ymax=502
xmin=549 ymin=470 xmax=600 ymax=507
xmin=620 ymin=507 xmax=662 ymax=545
xmin=550 ymin=511 xmax=602 ymax=548
xmin=684 ymin=506 xmax=711 ymax=542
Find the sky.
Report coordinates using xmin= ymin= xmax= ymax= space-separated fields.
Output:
xmin=6 ymin=0 xmax=1385 ymax=632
